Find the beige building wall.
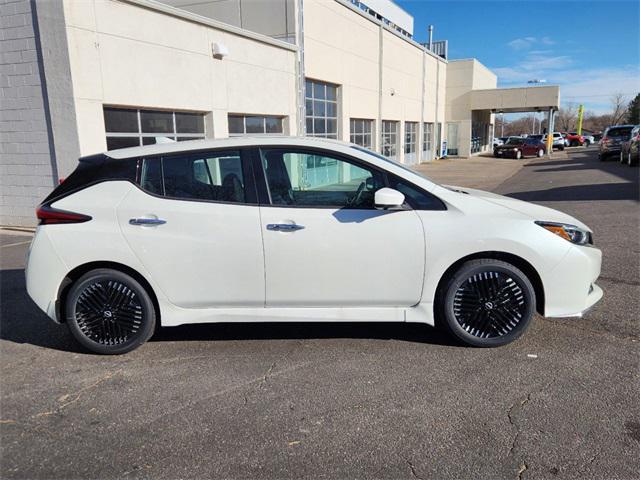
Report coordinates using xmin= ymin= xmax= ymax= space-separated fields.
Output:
xmin=303 ymin=0 xmax=447 ymax=163
xmin=445 ymin=58 xmax=497 ymax=157
xmin=62 ymin=0 xmax=298 ymax=160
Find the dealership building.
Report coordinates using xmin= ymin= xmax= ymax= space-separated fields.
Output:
xmin=0 ymin=0 xmax=560 ymax=226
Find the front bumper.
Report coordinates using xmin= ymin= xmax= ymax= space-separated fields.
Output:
xmin=543 ymin=244 xmax=603 ymax=318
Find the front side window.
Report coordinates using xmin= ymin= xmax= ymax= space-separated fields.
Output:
xmin=404 ymin=122 xmax=418 ymax=164
xmin=305 ymin=79 xmax=338 ymax=139
xmin=228 ymin=114 xmax=284 ymax=135
xmin=104 ymin=107 xmax=205 ymax=150
xmin=260 ymin=148 xmax=384 ymax=208
xmin=382 ymin=121 xmax=399 ymax=160
xmin=350 ymin=118 xmax=373 ymax=148
xmin=387 ymin=175 xmax=446 ymax=211
xmin=140 ymin=150 xmax=246 ymax=203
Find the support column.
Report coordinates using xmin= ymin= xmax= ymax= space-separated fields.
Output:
xmin=546 ymin=108 xmax=555 ymax=156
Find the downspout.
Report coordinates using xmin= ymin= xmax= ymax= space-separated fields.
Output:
xmin=419 ymin=40 xmax=426 ymax=163
xmin=435 ymin=59 xmax=440 ymax=158
xmin=377 ymin=23 xmax=383 ymax=153
xmin=295 ymin=0 xmax=306 ymax=136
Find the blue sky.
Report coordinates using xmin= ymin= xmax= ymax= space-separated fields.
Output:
xmin=396 ymin=0 xmax=640 ymax=114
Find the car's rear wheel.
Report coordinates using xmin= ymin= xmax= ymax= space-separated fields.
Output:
xmin=65 ymin=269 xmax=156 ymax=354
xmin=438 ymin=259 xmax=536 ymax=347
xmin=515 ymin=150 xmax=522 ymax=160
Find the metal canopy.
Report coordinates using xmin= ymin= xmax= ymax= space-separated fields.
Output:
xmin=470 ymin=85 xmax=560 ymax=114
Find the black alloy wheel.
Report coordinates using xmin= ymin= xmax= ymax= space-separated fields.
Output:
xmin=438 ymin=259 xmax=535 ymax=347
xmin=66 ymin=269 xmax=156 ymax=354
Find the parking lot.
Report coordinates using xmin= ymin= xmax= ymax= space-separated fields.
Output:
xmin=1 ymin=147 xmax=638 ymax=479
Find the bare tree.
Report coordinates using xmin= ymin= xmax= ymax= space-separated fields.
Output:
xmin=610 ymin=93 xmax=628 ymax=125
xmin=556 ymin=103 xmax=578 ymax=132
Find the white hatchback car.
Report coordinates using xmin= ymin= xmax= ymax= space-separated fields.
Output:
xmin=26 ymin=137 xmax=603 ymax=354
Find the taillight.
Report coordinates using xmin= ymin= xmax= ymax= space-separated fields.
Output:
xmin=36 ymin=205 xmax=92 ymax=225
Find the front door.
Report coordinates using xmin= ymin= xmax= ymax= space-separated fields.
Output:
xmin=117 ymin=149 xmax=265 ymax=309
xmin=257 ymin=147 xmax=425 ymax=307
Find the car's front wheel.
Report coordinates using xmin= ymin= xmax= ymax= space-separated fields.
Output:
xmin=537 ymin=149 xmax=544 ymax=158
xmin=65 ymin=268 xmax=156 ymax=354
xmin=515 ymin=150 xmax=522 ymax=160
xmin=438 ymin=259 xmax=536 ymax=347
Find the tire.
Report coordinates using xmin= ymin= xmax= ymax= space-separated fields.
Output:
xmin=559 ymin=146 xmax=564 ymax=151
xmin=437 ymin=259 xmax=536 ymax=347
xmin=599 ymin=153 xmax=606 ymax=161
xmin=515 ymin=150 xmax=522 ymax=160
xmin=620 ymin=151 xmax=625 ymax=163
xmin=65 ymin=268 xmax=156 ymax=354
xmin=537 ymin=149 xmax=544 ymax=158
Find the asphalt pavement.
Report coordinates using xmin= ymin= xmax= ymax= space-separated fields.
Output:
xmin=1 ymin=147 xmax=638 ymax=479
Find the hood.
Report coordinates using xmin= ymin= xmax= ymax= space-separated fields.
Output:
xmin=444 ymin=186 xmax=591 ymax=231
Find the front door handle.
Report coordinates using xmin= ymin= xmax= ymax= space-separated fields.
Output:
xmin=129 ymin=217 xmax=167 ymax=226
xmin=266 ymin=223 xmax=304 ymax=232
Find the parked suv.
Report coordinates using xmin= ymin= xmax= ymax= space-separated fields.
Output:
xmin=542 ymin=132 xmax=566 ymax=151
xmin=620 ymin=125 xmax=640 ymax=166
xmin=599 ymin=125 xmax=635 ymax=161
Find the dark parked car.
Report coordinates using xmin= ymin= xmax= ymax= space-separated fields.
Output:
xmin=620 ymin=125 xmax=640 ymax=166
xmin=494 ymin=137 xmax=546 ymax=159
xmin=599 ymin=125 xmax=635 ymax=161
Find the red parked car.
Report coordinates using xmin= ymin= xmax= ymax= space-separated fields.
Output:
xmin=493 ymin=137 xmax=547 ymax=159
xmin=563 ymin=132 xmax=584 ymax=147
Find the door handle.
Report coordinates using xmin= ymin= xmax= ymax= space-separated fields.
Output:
xmin=266 ymin=223 xmax=304 ymax=232
xmin=129 ymin=217 xmax=167 ymax=226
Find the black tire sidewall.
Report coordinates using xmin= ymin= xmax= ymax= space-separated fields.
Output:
xmin=440 ymin=260 xmax=536 ymax=347
xmin=65 ymin=269 xmax=156 ymax=355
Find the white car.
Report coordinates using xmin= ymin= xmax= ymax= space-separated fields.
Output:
xmin=26 ymin=137 xmax=603 ymax=354
xmin=542 ymin=132 xmax=566 ymax=151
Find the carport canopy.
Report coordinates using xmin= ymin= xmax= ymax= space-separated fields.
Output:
xmin=471 ymin=85 xmax=560 ymax=113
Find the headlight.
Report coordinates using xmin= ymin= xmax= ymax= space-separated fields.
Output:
xmin=535 ymin=221 xmax=592 ymax=245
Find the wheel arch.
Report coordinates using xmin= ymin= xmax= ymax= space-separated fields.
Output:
xmin=56 ymin=261 xmax=161 ymax=325
xmin=435 ymin=251 xmax=545 ymax=316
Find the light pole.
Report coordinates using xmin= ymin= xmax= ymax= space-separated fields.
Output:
xmin=528 ymin=81 xmax=546 ymax=136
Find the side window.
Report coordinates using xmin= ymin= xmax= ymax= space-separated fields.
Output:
xmin=388 ymin=175 xmax=446 ymax=211
xmin=140 ymin=150 xmax=246 ymax=203
xmin=260 ymin=149 xmax=384 ymax=208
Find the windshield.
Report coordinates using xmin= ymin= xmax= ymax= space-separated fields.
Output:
xmin=607 ymin=127 xmax=633 ymax=138
xmin=505 ymin=138 xmax=524 ymax=145
xmin=351 ymin=145 xmax=437 ymax=184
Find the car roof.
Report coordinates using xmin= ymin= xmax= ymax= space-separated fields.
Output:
xmin=104 ymin=136 xmax=356 ymax=160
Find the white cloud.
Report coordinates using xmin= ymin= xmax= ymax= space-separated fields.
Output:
xmin=507 ymin=36 xmax=554 ymax=50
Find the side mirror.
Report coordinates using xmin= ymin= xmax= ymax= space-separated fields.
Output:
xmin=374 ymin=187 xmax=405 ymax=210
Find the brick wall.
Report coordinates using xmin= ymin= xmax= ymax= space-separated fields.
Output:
xmin=1 ymin=0 xmax=56 ymax=227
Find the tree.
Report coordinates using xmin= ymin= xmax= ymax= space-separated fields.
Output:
xmin=626 ymin=93 xmax=640 ymax=124
xmin=610 ymin=93 xmax=628 ymax=125
xmin=556 ymin=103 xmax=578 ymax=132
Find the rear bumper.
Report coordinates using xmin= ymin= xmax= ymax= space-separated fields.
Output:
xmin=25 ymin=227 xmax=68 ymax=322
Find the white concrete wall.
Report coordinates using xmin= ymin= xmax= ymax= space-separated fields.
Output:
xmin=303 ymin=0 xmax=447 ymax=163
xmin=445 ymin=58 xmax=497 ymax=157
xmin=63 ymin=0 xmax=298 ymax=157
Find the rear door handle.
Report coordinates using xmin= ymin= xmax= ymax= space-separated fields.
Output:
xmin=266 ymin=223 xmax=304 ymax=232
xmin=129 ymin=217 xmax=166 ymax=226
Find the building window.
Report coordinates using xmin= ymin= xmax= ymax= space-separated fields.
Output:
xmin=404 ymin=122 xmax=418 ymax=164
xmin=381 ymin=120 xmax=398 ymax=160
xmin=350 ymin=119 xmax=373 ymax=148
xmin=423 ymin=122 xmax=433 ymax=161
xmin=228 ymin=114 xmax=284 ymax=135
xmin=305 ymin=79 xmax=338 ymax=139
xmin=103 ymin=107 xmax=205 ymax=150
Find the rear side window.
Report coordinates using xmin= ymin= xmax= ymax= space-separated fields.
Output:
xmin=140 ymin=150 xmax=248 ymax=203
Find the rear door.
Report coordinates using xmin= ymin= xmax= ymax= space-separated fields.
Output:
xmin=255 ymin=147 xmax=425 ymax=308
xmin=117 ymin=149 xmax=265 ymax=308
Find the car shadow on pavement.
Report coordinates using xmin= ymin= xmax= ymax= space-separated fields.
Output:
xmin=151 ymin=321 xmax=458 ymax=347
xmin=507 ymin=182 xmax=639 ymax=202
xmin=0 ymin=269 xmax=83 ymax=353
xmin=1 ymin=268 xmax=458 ymax=352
